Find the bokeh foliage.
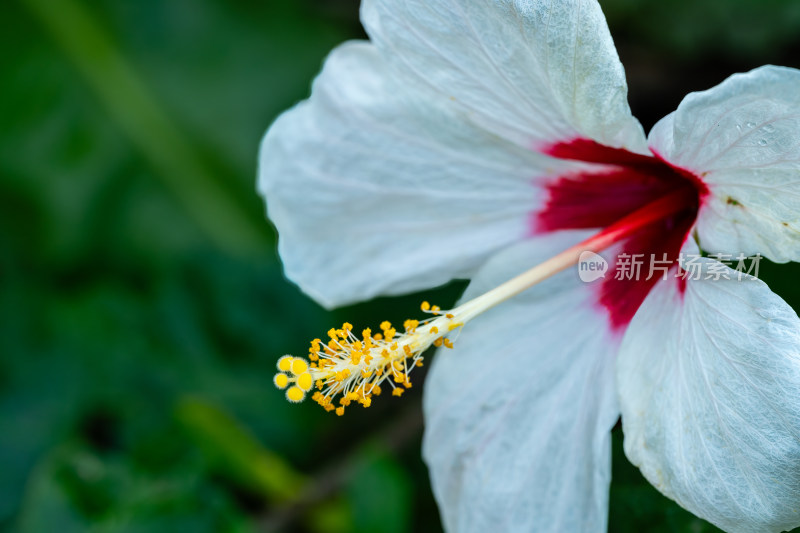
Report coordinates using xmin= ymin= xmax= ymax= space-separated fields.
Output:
xmin=1 ymin=0 xmax=799 ymax=531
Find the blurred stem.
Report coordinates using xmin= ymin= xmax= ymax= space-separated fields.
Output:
xmin=257 ymin=402 xmax=423 ymax=532
xmin=20 ymin=0 xmax=269 ymax=255
xmin=176 ymin=397 xmax=307 ymax=502
xmin=176 ymin=396 xmax=422 ymax=533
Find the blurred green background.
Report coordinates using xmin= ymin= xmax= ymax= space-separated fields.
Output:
xmin=2 ymin=1 xmax=800 ymax=532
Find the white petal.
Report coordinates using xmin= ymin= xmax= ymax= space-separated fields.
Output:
xmin=617 ymin=259 xmax=800 ymax=533
xmin=361 ymin=0 xmax=646 ymax=153
xmin=423 ymin=232 xmax=620 ymax=533
xmin=649 ymin=66 xmax=800 ymax=262
xmin=259 ymin=41 xmax=567 ymax=308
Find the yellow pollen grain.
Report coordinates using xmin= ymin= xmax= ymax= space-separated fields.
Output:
xmin=297 ymin=372 xmax=313 ymax=391
xmin=421 ymin=301 xmax=431 ymax=311
xmin=273 ymin=373 xmax=289 ymax=389
xmin=286 ymin=386 xmax=305 ymax=403
xmin=277 ymin=355 xmax=293 ymax=372
xmin=291 ymin=358 xmax=308 ymax=375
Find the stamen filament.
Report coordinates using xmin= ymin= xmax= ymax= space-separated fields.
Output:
xmin=274 ymin=189 xmax=693 ymax=413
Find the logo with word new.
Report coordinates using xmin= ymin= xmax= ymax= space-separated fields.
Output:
xmin=578 ymin=251 xmax=608 ymax=282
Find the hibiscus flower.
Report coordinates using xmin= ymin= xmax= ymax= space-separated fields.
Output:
xmin=258 ymin=1 xmax=800 ymax=532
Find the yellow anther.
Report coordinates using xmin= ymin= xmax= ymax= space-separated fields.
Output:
xmin=277 ymin=355 xmax=293 ymax=372
xmin=297 ymin=372 xmax=313 ymax=391
xmin=277 ymin=302 xmax=465 ymax=413
xmin=291 ymin=358 xmax=309 ymax=375
xmin=336 ymin=406 xmax=345 ymax=416
xmin=273 ymin=373 xmax=289 ymax=389
xmin=431 ymin=305 xmax=441 ymax=314
xmin=443 ymin=338 xmax=454 ymax=349
xmin=421 ymin=301 xmax=431 ymax=311
xmin=446 ymin=313 xmax=454 ymax=319
xmin=286 ymin=386 xmax=305 ymax=403
xmin=448 ymin=322 xmax=463 ymax=331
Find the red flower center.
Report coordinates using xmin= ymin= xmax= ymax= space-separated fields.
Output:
xmin=535 ymin=139 xmax=708 ymax=331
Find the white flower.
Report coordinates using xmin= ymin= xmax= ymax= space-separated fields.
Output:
xmin=257 ymin=1 xmax=800 ymax=532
